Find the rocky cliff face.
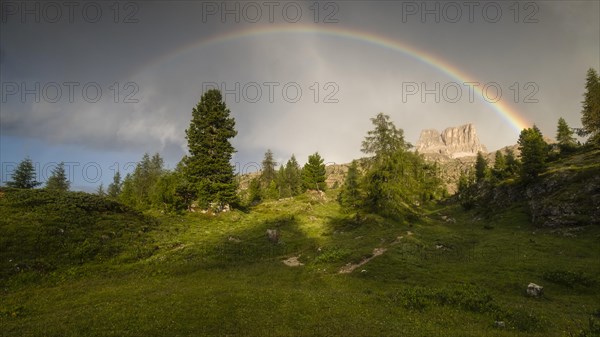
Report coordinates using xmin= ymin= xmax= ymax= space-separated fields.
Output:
xmin=416 ymin=124 xmax=487 ymax=158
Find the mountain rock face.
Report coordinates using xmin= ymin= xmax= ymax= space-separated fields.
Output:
xmin=416 ymin=124 xmax=487 ymax=158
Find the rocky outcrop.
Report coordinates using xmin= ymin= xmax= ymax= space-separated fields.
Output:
xmin=416 ymin=124 xmax=487 ymax=158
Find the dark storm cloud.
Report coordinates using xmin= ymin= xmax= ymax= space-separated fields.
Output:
xmin=1 ymin=0 xmax=598 ymax=167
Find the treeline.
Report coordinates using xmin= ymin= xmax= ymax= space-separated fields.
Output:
xmin=457 ymin=67 xmax=600 ymax=208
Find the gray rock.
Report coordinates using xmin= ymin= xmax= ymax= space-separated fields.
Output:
xmin=266 ymin=229 xmax=279 ymax=243
xmin=494 ymin=321 xmax=506 ymax=329
xmin=527 ymin=283 xmax=544 ymax=297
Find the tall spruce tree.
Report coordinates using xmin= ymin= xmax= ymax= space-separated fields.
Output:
xmin=338 ymin=160 xmax=361 ymax=210
xmin=107 ymin=171 xmax=122 ymax=198
xmin=505 ymin=148 xmax=520 ymax=177
xmin=581 ymin=68 xmax=600 ymax=143
xmin=518 ymin=125 xmax=548 ymax=183
xmin=260 ymin=149 xmax=277 ymax=188
xmin=285 ymin=155 xmax=303 ymax=195
xmin=302 ymin=152 xmax=327 ymax=191
xmin=556 ymin=117 xmax=577 ymax=152
xmin=492 ymin=151 xmax=507 ymax=180
xmin=475 ymin=152 xmax=488 ymax=182
xmin=184 ymin=89 xmax=238 ymax=208
xmin=7 ymin=157 xmax=41 ymax=189
xmin=45 ymin=162 xmax=70 ymax=191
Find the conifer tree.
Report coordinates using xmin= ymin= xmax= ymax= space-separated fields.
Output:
xmin=7 ymin=157 xmax=41 ymax=189
xmin=285 ymin=155 xmax=303 ymax=195
xmin=505 ymin=148 xmax=520 ymax=177
xmin=45 ymin=162 xmax=70 ymax=191
xmin=247 ymin=177 xmax=262 ymax=205
xmin=518 ymin=125 xmax=548 ymax=183
xmin=96 ymin=183 xmax=106 ymax=196
xmin=107 ymin=171 xmax=122 ymax=198
xmin=184 ymin=89 xmax=238 ymax=208
xmin=338 ymin=160 xmax=361 ymax=210
xmin=492 ymin=151 xmax=507 ymax=180
xmin=556 ymin=117 xmax=577 ymax=152
xmin=361 ymin=112 xmax=410 ymax=161
xmin=581 ymin=68 xmax=600 ymax=143
xmin=260 ymin=149 xmax=277 ymax=188
xmin=302 ymin=152 xmax=327 ymax=191
xmin=475 ymin=152 xmax=488 ymax=182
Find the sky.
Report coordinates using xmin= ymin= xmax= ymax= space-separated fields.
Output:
xmin=1 ymin=0 xmax=599 ymax=191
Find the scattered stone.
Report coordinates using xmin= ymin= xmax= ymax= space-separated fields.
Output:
xmin=228 ymin=236 xmax=241 ymax=243
xmin=527 ymin=283 xmax=544 ymax=297
xmin=494 ymin=321 xmax=506 ymax=329
xmin=282 ymin=256 xmax=303 ymax=267
xmin=406 ymin=231 xmax=414 ymax=236
xmin=266 ymin=229 xmax=280 ymax=243
xmin=360 ymin=269 xmax=367 ymax=273
xmin=435 ymin=244 xmax=445 ymax=250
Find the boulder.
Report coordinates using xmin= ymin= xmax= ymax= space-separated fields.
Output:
xmin=527 ymin=283 xmax=544 ymax=297
xmin=266 ymin=229 xmax=280 ymax=243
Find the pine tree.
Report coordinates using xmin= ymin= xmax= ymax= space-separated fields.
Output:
xmin=518 ymin=125 xmax=548 ymax=183
xmin=338 ymin=160 xmax=361 ymax=210
xmin=581 ymin=68 xmax=600 ymax=143
xmin=556 ymin=117 xmax=577 ymax=152
xmin=184 ymin=89 xmax=238 ymax=209
xmin=505 ymin=148 xmax=520 ymax=177
xmin=45 ymin=162 xmax=70 ymax=191
xmin=361 ymin=112 xmax=410 ymax=161
xmin=107 ymin=171 xmax=122 ymax=198
xmin=285 ymin=155 xmax=303 ymax=195
xmin=7 ymin=157 xmax=41 ymax=189
xmin=457 ymin=169 xmax=476 ymax=210
xmin=302 ymin=152 xmax=327 ymax=191
xmin=247 ymin=177 xmax=262 ymax=205
xmin=475 ymin=152 xmax=488 ymax=182
xmin=277 ymin=166 xmax=291 ymax=198
xmin=96 ymin=183 xmax=106 ymax=196
xmin=260 ymin=149 xmax=277 ymax=188
xmin=492 ymin=151 xmax=507 ymax=180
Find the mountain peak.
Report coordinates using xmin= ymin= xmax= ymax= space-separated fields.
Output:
xmin=416 ymin=123 xmax=487 ymax=158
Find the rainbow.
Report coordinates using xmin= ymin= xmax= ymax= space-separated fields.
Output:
xmin=133 ymin=25 xmax=530 ymax=132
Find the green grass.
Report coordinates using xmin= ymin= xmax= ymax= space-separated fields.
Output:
xmin=1 ymin=184 xmax=600 ymax=336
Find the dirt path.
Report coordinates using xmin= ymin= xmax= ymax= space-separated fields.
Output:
xmin=338 ymin=247 xmax=387 ymax=274
xmin=338 ymin=230 xmax=413 ymax=274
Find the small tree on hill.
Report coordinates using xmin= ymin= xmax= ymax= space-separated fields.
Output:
xmin=45 ymin=162 xmax=70 ymax=192
xmin=7 ymin=157 xmax=41 ymax=189
xmin=518 ymin=125 xmax=548 ymax=183
xmin=107 ymin=171 xmax=122 ymax=198
xmin=492 ymin=151 xmax=507 ymax=180
xmin=302 ymin=152 xmax=327 ymax=191
xmin=504 ymin=148 xmax=520 ymax=177
xmin=475 ymin=152 xmax=488 ymax=182
xmin=285 ymin=155 xmax=303 ymax=195
xmin=581 ymin=68 xmax=600 ymax=144
xmin=556 ymin=117 xmax=577 ymax=152
xmin=260 ymin=149 xmax=277 ymax=194
xmin=96 ymin=183 xmax=106 ymax=196
xmin=338 ymin=160 xmax=361 ymax=211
